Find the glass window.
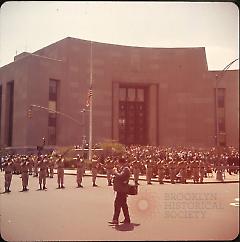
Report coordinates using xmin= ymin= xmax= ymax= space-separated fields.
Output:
xmin=120 ymin=103 xmax=125 ymax=110
xmin=48 ymin=114 xmax=56 ymax=127
xmin=129 ymin=103 xmax=135 ymax=111
xmin=48 ymin=126 xmax=56 ymax=145
xmin=218 ymin=96 xmax=225 ymax=108
xmin=119 ymin=88 xmax=126 ymax=101
xmin=119 ymin=102 xmax=126 ymax=119
xmin=218 ymin=88 xmax=225 ymax=96
xmin=118 ymin=118 xmax=126 ymax=127
xmin=218 ymin=108 xmax=225 ymax=118
xmin=49 ymin=79 xmax=58 ymax=101
xmin=218 ymin=118 xmax=225 ymax=132
xmin=48 ymin=101 xmax=56 ymax=113
xmin=118 ymin=86 xmax=146 ymax=145
xmin=127 ymin=88 xmax=136 ymax=101
xmin=219 ymin=133 xmax=226 ymax=146
xmin=217 ymin=88 xmax=225 ymax=108
xmin=49 ymin=79 xmax=57 ymax=93
xmin=137 ymin=89 xmax=144 ymax=102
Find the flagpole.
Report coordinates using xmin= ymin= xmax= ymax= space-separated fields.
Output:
xmin=89 ymin=41 xmax=93 ymax=162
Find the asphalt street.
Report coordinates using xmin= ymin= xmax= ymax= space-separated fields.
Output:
xmin=0 ymin=172 xmax=239 ymax=241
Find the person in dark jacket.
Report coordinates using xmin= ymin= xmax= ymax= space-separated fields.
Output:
xmin=108 ymin=157 xmax=131 ymax=225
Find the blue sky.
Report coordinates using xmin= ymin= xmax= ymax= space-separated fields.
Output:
xmin=0 ymin=1 xmax=239 ymax=70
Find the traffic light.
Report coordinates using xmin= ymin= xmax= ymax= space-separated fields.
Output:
xmin=27 ymin=108 xmax=32 ymax=119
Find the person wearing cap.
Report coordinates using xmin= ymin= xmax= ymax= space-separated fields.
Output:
xmin=157 ymin=160 xmax=165 ymax=184
xmin=76 ymin=155 xmax=85 ymax=188
xmin=57 ymin=156 xmax=65 ymax=189
xmin=192 ymin=160 xmax=200 ymax=183
xmin=199 ymin=160 xmax=205 ymax=183
xmin=28 ymin=155 xmax=33 ymax=175
xmin=179 ymin=160 xmax=187 ymax=184
xmin=44 ymin=155 xmax=50 ymax=177
xmin=146 ymin=159 xmax=153 ymax=185
xmin=33 ymin=155 xmax=39 ymax=177
xmin=108 ymin=157 xmax=131 ymax=225
xmin=4 ymin=160 xmax=14 ymax=192
xmin=0 ymin=156 xmax=4 ymax=172
xmin=105 ymin=158 xmax=114 ymax=186
xmin=132 ymin=160 xmax=141 ymax=185
xmin=49 ymin=157 xmax=54 ymax=178
xmin=168 ymin=160 xmax=176 ymax=184
xmin=15 ymin=156 xmax=21 ymax=175
xmin=21 ymin=159 xmax=29 ymax=191
xmin=91 ymin=155 xmax=99 ymax=187
xmin=38 ymin=158 xmax=48 ymax=190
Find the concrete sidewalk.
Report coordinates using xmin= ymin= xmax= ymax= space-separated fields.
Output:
xmin=56 ymin=169 xmax=239 ymax=184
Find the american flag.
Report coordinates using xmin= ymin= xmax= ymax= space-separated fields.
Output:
xmin=86 ymin=88 xmax=93 ymax=107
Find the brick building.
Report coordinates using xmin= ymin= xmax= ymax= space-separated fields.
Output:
xmin=0 ymin=37 xmax=239 ymax=148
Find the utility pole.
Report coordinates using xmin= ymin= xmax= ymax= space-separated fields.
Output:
xmin=81 ymin=109 xmax=86 ymax=157
xmin=88 ymin=41 xmax=93 ymax=162
xmin=215 ymin=74 xmax=219 ymax=147
xmin=215 ymin=58 xmax=239 ymax=147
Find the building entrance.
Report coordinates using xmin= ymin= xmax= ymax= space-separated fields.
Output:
xmin=118 ymin=87 xmax=147 ymax=145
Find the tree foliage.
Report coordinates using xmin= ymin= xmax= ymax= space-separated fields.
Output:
xmin=99 ymin=140 xmax=125 ymax=157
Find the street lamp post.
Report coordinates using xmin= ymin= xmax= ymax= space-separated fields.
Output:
xmin=215 ymin=74 xmax=219 ymax=147
xmin=214 ymin=58 xmax=239 ymax=147
xmin=214 ymin=58 xmax=238 ymax=181
xmin=29 ymin=104 xmax=88 ymax=151
xmin=81 ymin=109 xmax=87 ymax=157
xmin=88 ymin=41 xmax=93 ymax=162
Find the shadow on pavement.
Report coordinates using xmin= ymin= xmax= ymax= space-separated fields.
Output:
xmin=111 ymin=223 xmax=141 ymax=232
xmin=19 ymin=190 xmax=29 ymax=192
xmin=0 ymin=191 xmax=11 ymax=195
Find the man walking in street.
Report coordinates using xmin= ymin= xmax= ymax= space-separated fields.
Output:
xmin=108 ymin=157 xmax=131 ymax=225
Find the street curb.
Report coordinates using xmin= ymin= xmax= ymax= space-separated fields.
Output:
xmin=59 ymin=172 xmax=239 ymax=184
